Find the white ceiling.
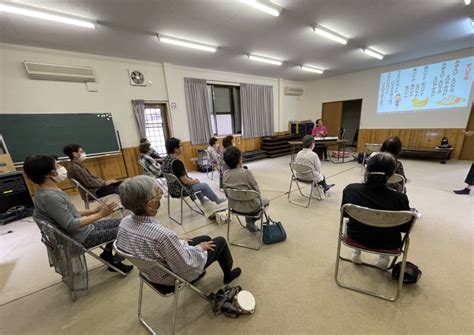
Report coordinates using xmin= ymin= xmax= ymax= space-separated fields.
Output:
xmin=0 ymin=0 xmax=473 ymax=81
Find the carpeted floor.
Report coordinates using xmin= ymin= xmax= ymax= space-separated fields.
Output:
xmin=0 ymin=156 xmax=472 ymax=334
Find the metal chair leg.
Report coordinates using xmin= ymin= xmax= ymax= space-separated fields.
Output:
xmin=170 ymin=280 xmax=180 ymax=335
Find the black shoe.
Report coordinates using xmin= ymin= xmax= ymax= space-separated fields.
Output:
xmin=108 ymin=262 xmax=133 ymax=274
xmin=224 ymin=267 xmax=242 ymax=284
xmin=453 ymin=188 xmax=470 ymax=195
xmin=324 ymin=184 xmax=335 ymax=192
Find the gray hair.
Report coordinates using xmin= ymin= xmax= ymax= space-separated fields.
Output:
xmin=302 ymin=135 xmax=315 ymax=148
xmin=119 ymin=175 xmax=157 ymax=215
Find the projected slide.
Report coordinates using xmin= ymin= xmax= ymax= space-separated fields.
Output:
xmin=377 ymin=56 xmax=473 ymax=113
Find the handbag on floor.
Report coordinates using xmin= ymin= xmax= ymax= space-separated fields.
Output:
xmin=262 ymin=217 xmax=287 ymax=245
xmin=391 ymin=261 xmax=422 ymax=284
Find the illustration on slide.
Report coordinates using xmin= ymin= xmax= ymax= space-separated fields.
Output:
xmin=411 ymin=96 xmax=428 ymax=108
xmin=437 ymin=95 xmax=465 ymax=106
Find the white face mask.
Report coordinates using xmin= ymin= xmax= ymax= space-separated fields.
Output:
xmin=79 ymin=152 xmax=87 ymax=162
xmin=52 ymin=166 xmax=68 ymax=183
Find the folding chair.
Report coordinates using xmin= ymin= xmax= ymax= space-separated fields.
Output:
xmin=360 ymin=143 xmax=382 ymax=174
xmin=137 ymin=159 xmax=168 ymax=196
xmin=34 ymin=219 xmax=128 ymax=301
xmin=288 ymin=162 xmax=325 ymax=208
xmin=387 ymin=173 xmax=406 ymax=193
xmin=161 ymin=173 xmax=205 ymax=225
xmin=334 ymin=204 xmax=418 ymax=301
xmin=224 ymin=188 xmax=269 ymax=250
xmin=70 ymin=178 xmax=117 ymax=210
xmin=204 ymin=150 xmax=221 ymax=181
xmin=113 ymin=241 xmax=209 ymax=335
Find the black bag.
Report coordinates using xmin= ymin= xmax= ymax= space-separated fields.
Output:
xmin=391 ymin=261 xmax=422 ymax=284
xmin=262 ymin=218 xmax=287 ymax=245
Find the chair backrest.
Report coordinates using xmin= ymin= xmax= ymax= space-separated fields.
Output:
xmin=365 ymin=143 xmax=382 ymax=154
xmin=224 ymin=188 xmax=262 ymax=204
xmin=137 ymin=159 xmax=154 ymax=176
xmin=289 ymin=162 xmax=314 ymax=176
xmin=70 ymin=178 xmax=102 ymax=204
xmin=387 ymin=174 xmax=406 ymax=188
xmin=113 ymin=241 xmax=189 ymax=284
xmin=162 ymin=172 xmax=183 ymax=188
xmin=342 ymin=203 xmax=417 ymax=229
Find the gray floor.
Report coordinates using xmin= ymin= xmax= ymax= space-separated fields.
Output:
xmin=0 ymin=156 xmax=473 ymax=334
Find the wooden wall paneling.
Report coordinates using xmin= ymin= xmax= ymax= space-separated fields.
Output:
xmin=460 ymin=104 xmax=474 ymax=160
xmin=357 ymin=128 xmax=464 ymax=159
xmin=122 ymin=146 xmax=143 ymax=177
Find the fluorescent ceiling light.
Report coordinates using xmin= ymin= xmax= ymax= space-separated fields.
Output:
xmin=240 ymin=0 xmax=282 ymax=17
xmin=248 ymin=54 xmax=282 ymax=65
xmin=362 ymin=47 xmax=384 ymax=60
xmin=465 ymin=0 xmax=471 ymax=5
xmin=471 ymin=17 xmax=474 ymax=27
xmin=0 ymin=3 xmax=95 ymax=28
xmin=301 ymin=65 xmax=324 ymax=74
xmin=158 ymin=34 xmax=217 ymax=52
xmin=313 ymin=24 xmax=348 ymax=45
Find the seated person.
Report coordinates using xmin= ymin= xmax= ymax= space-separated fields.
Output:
xmin=139 ymin=142 xmax=162 ymax=177
xmin=342 ymin=152 xmax=413 ymax=269
xmin=161 ymin=138 xmax=225 ymax=209
xmin=24 ymin=154 xmax=132 ymax=273
xmin=376 ymin=136 xmax=406 ymax=192
xmin=207 ymin=137 xmax=224 ymax=167
xmin=220 ymin=135 xmax=234 ymax=173
xmin=295 ymin=135 xmax=335 ymax=193
xmin=311 ymin=119 xmax=329 ymax=161
xmin=223 ymin=146 xmax=269 ymax=233
xmin=140 ymin=137 xmax=162 ymax=161
xmin=116 ymin=175 xmax=241 ymax=285
xmin=63 ymin=144 xmax=122 ymax=198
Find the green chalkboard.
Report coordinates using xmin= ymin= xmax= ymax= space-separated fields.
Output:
xmin=0 ymin=113 xmax=120 ymax=163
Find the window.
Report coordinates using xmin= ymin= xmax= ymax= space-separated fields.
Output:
xmin=144 ymin=104 xmax=170 ymax=156
xmin=207 ymin=84 xmax=241 ymax=135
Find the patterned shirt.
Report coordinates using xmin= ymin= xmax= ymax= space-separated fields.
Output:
xmin=67 ymin=161 xmax=105 ymax=193
xmin=116 ymin=215 xmax=207 ymax=285
xmin=161 ymin=154 xmax=195 ymax=199
xmin=295 ymin=148 xmax=324 ymax=182
xmin=140 ymin=153 xmax=161 ymax=177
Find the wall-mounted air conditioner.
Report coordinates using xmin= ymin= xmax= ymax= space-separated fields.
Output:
xmin=24 ymin=61 xmax=96 ymax=82
xmin=284 ymin=87 xmax=304 ymax=96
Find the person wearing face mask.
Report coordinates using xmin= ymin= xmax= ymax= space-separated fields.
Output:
xmin=116 ymin=175 xmax=241 ymax=286
xmin=23 ymin=155 xmax=133 ymax=273
xmin=341 ymin=152 xmax=413 ymax=269
xmin=63 ymin=143 xmax=121 ymax=198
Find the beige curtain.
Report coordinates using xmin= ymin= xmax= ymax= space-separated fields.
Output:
xmin=184 ymin=78 xmax=213 ymax=145
xmin=240 ymin=84 xmax=274 ymax=138
xmin=131 ymin=99 xmax=146 ymax=138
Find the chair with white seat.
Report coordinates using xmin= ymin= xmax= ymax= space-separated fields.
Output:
xmin=360 ymin=143 xmax=382 ymax=174
xmin=35 ymin=219 xmax=128 ymax=301
xmin=387 ymin=173 xmax=406 ymax=193
xmin=334 ymin=204 xmax=418 ymax=301
xmin=161 ymin=172 xmax=204 ymax=225
xmin=224 ymin=188 xmax=269 ymax=250
xmin=204 ymin=150 xmax=221 ymax=181
xmin=113 ymin=241 xmax=209 ymax=335
xmin=288 ymin=162 xmax=325 ymax=208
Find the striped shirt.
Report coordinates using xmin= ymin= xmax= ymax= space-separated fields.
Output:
xmin=140 ymin=153 xmax=161 ymax=177
xmin=116 ymin=215 xmax=207 ymax=285
xmin=67 ymin=161 xmax=105 ymax=193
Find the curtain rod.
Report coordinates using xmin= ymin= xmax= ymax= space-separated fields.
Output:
xmin=206 ymin=80 xmax=240 ymax=87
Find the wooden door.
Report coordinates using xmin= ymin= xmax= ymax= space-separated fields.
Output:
xmin=322 ymin=102 xmax=343 ymax=137
xmin=460 ymin=104 xmax=474 ymax=160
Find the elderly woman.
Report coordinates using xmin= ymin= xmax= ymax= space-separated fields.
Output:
xmin=24 ymin=154 xmax=133 ymax=273
xmin=116 ymin=175 xmax=241 ymax=286
xmin=341 ymin=152 xmax=413 ymax=269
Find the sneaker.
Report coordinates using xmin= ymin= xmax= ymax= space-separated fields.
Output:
xmin=453 ymin=188 xmax=470 ymax=195
xmin=245 ymin=221 xmax=259 ymax=233
xmin=223 ymin=267 xmax=242 ymax=284
xmin=324 ymin=184 xmax=335 ymax=192
xmin=375 ymin=256 xmax=390 ymax=269
xmin=351 ymin=249 xmax=362 ymax=264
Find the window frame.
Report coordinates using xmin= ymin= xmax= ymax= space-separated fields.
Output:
xmin=143 ymin=102 xmax=171 ymax=156
xmin=207 ymin=84 xmax=241 ymax=136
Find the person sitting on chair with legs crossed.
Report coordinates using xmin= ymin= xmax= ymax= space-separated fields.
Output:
xmin=295 ymin=135 xmax=335 ymax=195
